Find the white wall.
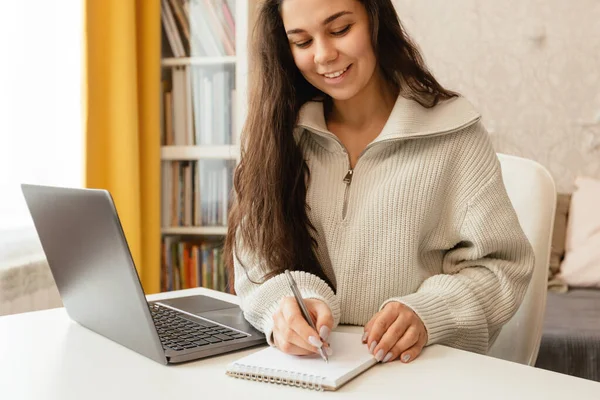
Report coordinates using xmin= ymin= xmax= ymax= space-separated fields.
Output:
xmin=393 ymin=0 xmax=600 ymax=192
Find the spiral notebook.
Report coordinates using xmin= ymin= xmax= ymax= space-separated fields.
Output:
xmin=225 ymin=331 xmax=377 ymax=391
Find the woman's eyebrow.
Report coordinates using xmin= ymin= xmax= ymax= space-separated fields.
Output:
xmin=286 ymin=11 xmax=353 ymax=35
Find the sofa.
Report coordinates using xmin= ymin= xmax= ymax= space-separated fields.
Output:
xmin=534 ymin=189 xmax=600 ymax=382
xmin=0 ymin=227 xmax=61 ymax=317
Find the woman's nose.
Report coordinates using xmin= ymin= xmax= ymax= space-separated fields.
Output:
xmin=313 ymin=39 xmax=337 ymax=66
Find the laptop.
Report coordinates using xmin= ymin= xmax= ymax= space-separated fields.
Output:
xmin=20 ymin=184 xmax=266 ymax=365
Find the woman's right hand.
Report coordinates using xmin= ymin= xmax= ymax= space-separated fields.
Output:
xmin=272 ymin=296 xmax=333 ymax=356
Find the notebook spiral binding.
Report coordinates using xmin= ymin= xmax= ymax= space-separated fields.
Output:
xmin=228 ymin=363 xmax=326 ymax=391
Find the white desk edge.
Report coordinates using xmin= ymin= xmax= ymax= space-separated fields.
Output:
xmin=0 ymin=287 xmax=598 ymax=400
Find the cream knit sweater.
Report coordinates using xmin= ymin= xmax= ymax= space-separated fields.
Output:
xmin=233 ymin=95 xmax=535 ymax=354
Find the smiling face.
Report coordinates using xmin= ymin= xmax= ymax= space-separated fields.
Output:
xmin=280 ymin=0 xmax=379 ymax=101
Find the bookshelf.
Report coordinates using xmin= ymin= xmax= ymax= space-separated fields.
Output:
xmin=159 ymin=0 xmax=254 ymax=294
xmin=161 ymin=145 xmax=239 ymax=160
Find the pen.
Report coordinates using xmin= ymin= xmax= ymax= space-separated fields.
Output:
xmin=284 ymin=270 xmax=329 ymax=363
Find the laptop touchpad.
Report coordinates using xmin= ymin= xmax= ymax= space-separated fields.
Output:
xmin=200 ymin=307 xmax=252 ymax=331
xmin=155 ymin=295 xmax=238 ymax=314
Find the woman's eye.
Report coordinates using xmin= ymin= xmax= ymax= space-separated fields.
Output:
xmin=332 ymin=25 xmax=351 ymax=36
xmin=294 ymin=39 xmax=312 ymax=48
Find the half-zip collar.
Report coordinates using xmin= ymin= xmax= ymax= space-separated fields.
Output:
xmin=295 ymin=95 xmax=482 ymax=153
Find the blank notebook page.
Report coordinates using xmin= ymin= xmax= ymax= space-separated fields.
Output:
xmin=226 ymin=331 xmax=377 ymax=390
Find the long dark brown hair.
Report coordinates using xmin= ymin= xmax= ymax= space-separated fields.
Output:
xmin=224 ymin=0 xmax=457 ymax=290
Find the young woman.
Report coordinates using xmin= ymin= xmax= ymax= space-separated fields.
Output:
xmin=224 ymin=0 xmax=534 ymax=365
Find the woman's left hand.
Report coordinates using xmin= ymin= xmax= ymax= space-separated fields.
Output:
xmin=363 ymin=301 xmax=428 ymax=363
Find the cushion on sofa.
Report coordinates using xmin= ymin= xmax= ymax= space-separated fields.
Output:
xmin=557 ymin=176 xmax=600 ymax=288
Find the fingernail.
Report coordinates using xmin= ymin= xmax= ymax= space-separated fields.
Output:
xmin=325 ymin=346 xmax=333 ymax=356
xmin=319 ymin=326 xmax=330 ymax=341
xmin=361 ymin=332 xmax=368 ymax=342
xmin=383 ymin=352 xmax=393 ymax=363
xmin=375 ymin=349 xmax=384 ymax=362
xmin=369 ymin=341 xmax=377 ymax=354
xmin=402 ymin=354 xmax=411 ymax=363
xmin=308 ymin=336 xmax=323 ymax=348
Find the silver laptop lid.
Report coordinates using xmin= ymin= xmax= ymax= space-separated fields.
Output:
xmin=21 ymin=184 xmax=166 ymax=364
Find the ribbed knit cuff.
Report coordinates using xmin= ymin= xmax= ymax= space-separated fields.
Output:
xmin=243 ymin=271 xmax=340 ymax=347
xmin=379 ymin=292 xmax=456 ymax=347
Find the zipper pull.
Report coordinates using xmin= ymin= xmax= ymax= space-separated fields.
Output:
xmin=343 ymin=169 xmax=353 ymax=185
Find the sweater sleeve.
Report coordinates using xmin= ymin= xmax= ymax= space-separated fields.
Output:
xmin=380 ymin=161 xmax=535 ymax=354
xmin=233 ymin=241 xmax=341 ymax=346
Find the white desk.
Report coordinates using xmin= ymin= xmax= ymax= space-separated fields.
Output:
xmin=1 ymin=287 xmax=599 ymax=399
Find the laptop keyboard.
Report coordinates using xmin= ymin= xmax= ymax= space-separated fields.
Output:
xmin=149 ymin=304 xmax=249 ymax=352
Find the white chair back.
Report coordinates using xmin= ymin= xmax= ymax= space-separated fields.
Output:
xmin=487 ymin=153 xmax=556 ymax=366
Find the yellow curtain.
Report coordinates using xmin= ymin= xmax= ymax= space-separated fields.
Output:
xmin=84 ymin=0 xmax=161 ymax=293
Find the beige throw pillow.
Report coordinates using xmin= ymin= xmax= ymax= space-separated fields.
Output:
xmin=557 ymin=177 xmax=600 ymax=288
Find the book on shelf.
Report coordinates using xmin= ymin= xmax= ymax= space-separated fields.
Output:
xmin=161 ymin=0 xmax=236 ymax=58
xmin=161 ymin=237 xmax=232 ymax=293
xmin=161 ymin=65 xmax=235 ymax=146
xmin=161 ymin=0 xmax=186 ymax=58
xmin=161 ymin=159 xmax=234 ymax=228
